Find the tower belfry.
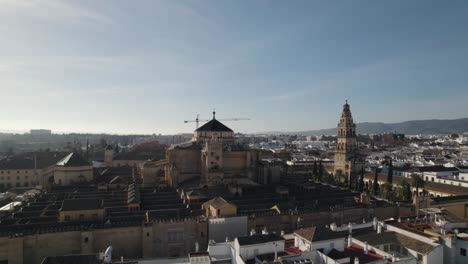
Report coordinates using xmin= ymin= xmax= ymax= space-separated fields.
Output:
xmin=334 ymin=100 xmax=363 ymax=181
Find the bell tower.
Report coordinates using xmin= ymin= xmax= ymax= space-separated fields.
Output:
xmin=334 ymin=100 xmax=361 ymax=181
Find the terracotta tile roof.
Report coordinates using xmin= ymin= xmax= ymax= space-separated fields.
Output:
xmin=60 ymin=199 xmax=103 ymax=211
xmin=0 ymin=152 xmax=69 ymax=170
xmin=355 ymin=231 xmax=436 ymax=254
xmin=202 ymin=197 xmax=234 ymax=209
xmin=237 ymin=233 xmax=284 ymax=246
xmin=294 ymin=226 xmax=346 ymax=242
xmin=56 ymin=152 xmax=91 ymax=167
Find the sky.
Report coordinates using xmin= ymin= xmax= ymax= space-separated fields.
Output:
xmin=1 ymin=0 xmax=468 ymax=135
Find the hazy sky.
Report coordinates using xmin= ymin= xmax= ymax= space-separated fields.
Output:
xmin=1 ymin=0 xmax=467 ymax=134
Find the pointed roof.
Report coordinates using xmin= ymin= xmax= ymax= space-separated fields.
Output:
xmin=105 ymin=145 xmax=114 ymax=151
xmin=341 ymin=100 xmax=353 ymax=118
xmin=56 ymin=152 xmax=91 ymax=167
xmin=196 ymin=119 xmax=233 ymax=132
xmin=202 ymin=197 xmax=235 ymax=209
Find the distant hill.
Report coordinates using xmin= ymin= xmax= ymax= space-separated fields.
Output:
xmin=270 ymin=118 xmax=468 ymax=135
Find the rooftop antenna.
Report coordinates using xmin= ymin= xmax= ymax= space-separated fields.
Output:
xmin=213 ymin=109 xmax=216 ymax=119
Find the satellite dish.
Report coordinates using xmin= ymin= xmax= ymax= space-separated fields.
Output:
xmin=104 ymin=246 xmax=112 ymax=263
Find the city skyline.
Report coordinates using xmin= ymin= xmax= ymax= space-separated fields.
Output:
xmin=1 ymin=0 xmax=468 ymax=134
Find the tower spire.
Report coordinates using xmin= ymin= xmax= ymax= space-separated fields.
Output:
xmin=213 ymin=109 xmax=216 ymax=119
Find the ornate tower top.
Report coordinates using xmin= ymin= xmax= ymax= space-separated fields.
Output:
xmin=339 ymin=100 xmax=355 ymax=128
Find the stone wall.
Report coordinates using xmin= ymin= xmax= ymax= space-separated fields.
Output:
xmin=0 ymin=219 xmax=208 ymax=264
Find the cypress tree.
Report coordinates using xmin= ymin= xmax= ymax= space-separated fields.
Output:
xmin=313 ymin=160 xmax=318 ymax=180
xmin=373 ymin=168 xmax=379 ymax=195
xmin=318 ymin=160 xmax=323 ymax=181
xmin=387 ymin=160 xmax=393 ymax=184
xmin=359 ymin=167 xmax=365 ymax=192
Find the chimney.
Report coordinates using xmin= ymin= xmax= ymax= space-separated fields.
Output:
xmin=391 ymin=254 xmax=396 ymax=262
xmin=250 ymin=229 xmax=256 ymax=236
xmin=348 ymin=234 xmax=352 ymax=247
xmin=373 ymin=217 xmax=378 ymax=230
xmin=262 ymin=227 xmax=268 ymax=235
xmin=354 ymin=257 xmax=359 ymax=264
xmin=195 ymin=242 xmax=199 ymax=252
xmin=348 ymin=222 xmax=353 ymax=234
xmin=225 ymin=236 xmax=230 ymax=242
xmin=364 ymin=242 xmax=368 ymax=255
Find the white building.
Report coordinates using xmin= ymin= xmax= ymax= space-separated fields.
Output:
xmin=294 ymin=226 xmax=346 ymax=254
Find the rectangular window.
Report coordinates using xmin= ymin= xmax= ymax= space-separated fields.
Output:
xmin=461 ymin=248 xmax=467 ymax=256
xmin=65 ymin=215 xmax=71 ymax=221
xmin=79 ymin=214 xmax=85 ymax=221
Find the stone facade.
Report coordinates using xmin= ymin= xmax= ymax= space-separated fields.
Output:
xmin=0 ymin=203 xmax=411 ymax=264
xmin=142 ymin=118 xmax=258 ymax=187
xmin=0 ymin=219 xmax=208 ymax=264
xmin=334 ymin=101 xmax=365 ymax=181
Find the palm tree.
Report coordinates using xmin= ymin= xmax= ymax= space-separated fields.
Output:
xmin=411 ymin=174 xmax=424 ymax=196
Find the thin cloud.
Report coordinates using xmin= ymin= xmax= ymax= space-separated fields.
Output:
xmin=0 ymin=0 xmax=114 ymax=24
xmin=262 ymin=57 xmax=411 ymax=102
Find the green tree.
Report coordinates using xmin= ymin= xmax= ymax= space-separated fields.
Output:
xmin=387 ymin=159 xmax=393 ymax=184
xmin=359 ymin=167 xmax=365 ymax=192
xmin=312 ymin=161 xmax=318 ymax=180
xmin=403 ymin=181 xmax=412 ymax=201
xmin=99 ymin=138 xmax=107 ymax=148
xmin=381 ymin=182 xmax=394 ymax=200
xmin=373 ymin=168 xmax=380 ymax=195
xmin=318 ymin=160 xmax=323 ymax=181
xmin=411 ymin=174 xmax=424 ymax=197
